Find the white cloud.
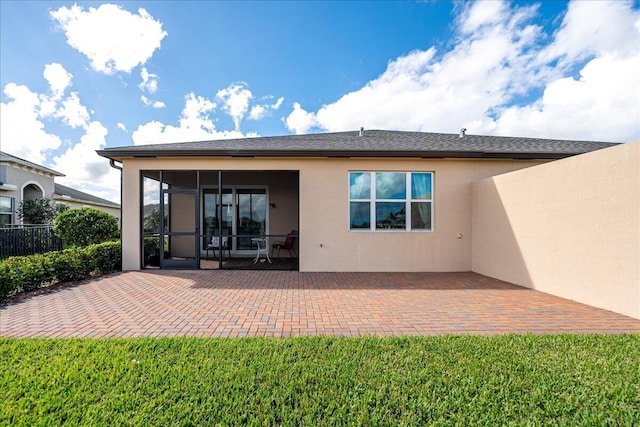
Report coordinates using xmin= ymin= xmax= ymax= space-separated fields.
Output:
xmin=538 ymin=0 xmax=639 ymax=68
xmin=0 ymin=83 xmax=62 ymax=164
xmin=139 ymin=67 xmax=159 ymax=93
xmin=459 ymin=0 xmax=509 ymax=34
xmin=52 ymin=121 xmax=121 ymax=203
xmin=43 ymin=63 xmax=72 ymax=100
xmin=52 ymin=121 xmax=108 ymax=182
xmin=272 ymin=97 xmax=284 ymax=110
xmin=117 ymin=122 xmax=127 ymax=131
xmin=138 ymin=68 xmax=165 ymax=108
xmin=216 ymin=83 xmax=253 ymax=130
xmin=285 ymin=0 xmax=639 ymax=142
xmin=283 ymin=102 xmax=318 ymax=134
xmin=249 ymin=96 xmax=284 ymax=120
xmin=55 ymin=92 xmax=90 ymax=129
xmin=249 ymin=105 xmax=266 ymax=121
xmin=141 ymin=95 xmax=166 ymax=109
xmin=132 ymin=92 xmax=251 ymax=145
xmin=489 ymin=54 xmax=640 ymax=142
xmin=50 ymin=4 xmax=167 ymax=75
xmin=1 ymin=63 xmax=121 ymax=203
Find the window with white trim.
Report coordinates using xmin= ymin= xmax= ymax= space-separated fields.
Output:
xmin=0 ymin=196 xmax=14 ymax=226
xmin=349 ymin=172 xmax=433 ymax=231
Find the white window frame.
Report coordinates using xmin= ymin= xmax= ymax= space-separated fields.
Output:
xmin=0 ymin=196 xmax=15 ymax=226
xmin=348 ymin=171 xmax=433 ymax=232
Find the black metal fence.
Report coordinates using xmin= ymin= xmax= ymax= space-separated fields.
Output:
xmin=0 ymin=225 xmax=64 ymax=259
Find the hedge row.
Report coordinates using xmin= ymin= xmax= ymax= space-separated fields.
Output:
xmin=0 ymin=241 xmax=121 ymax=302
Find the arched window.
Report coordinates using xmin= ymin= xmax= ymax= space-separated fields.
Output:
xmin=21 ymin=181 xmax=45 ymax=201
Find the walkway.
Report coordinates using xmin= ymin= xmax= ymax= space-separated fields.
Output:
xmin=2 ymin=271 xmax=639 ymax=337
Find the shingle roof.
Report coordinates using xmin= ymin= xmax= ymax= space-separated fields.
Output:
xmin=97 ymin=129 xmax=617 ymax=160
xmin=0 ymin=151 xmax=64 ymax=176
xmin=54 ymin=184 xmax=120 ymax=208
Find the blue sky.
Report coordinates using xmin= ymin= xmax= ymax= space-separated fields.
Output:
xmin=1 ymin=1 xmax=639 ymax=203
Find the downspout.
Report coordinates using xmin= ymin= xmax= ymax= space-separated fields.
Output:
xmin=218 ymin=170 xmax=223 ymax=270
xmin=108 ymin=159 xmax=123 ymax=267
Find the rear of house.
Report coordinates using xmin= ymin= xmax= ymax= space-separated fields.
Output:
xmin=98 ymin=129 xmax=615 ymax=273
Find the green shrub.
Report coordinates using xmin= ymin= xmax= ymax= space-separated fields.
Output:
xmin=53 ymin=208 xmax=119 ymax=247
xmin=88 ymin=241 xmax=122 ymax=273
xmin=19 ymin=254 xmax=54 ymax=292
xmin=0 ymin=258 xmax=20 ymax=297
xmin=0 ymin=241 xmax=121 ymax=302
xmin=49 ymin=249 xmax=84 ymax=284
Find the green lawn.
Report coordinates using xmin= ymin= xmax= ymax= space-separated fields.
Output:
xmin=1 ymin=335 xmax=639 ymax=426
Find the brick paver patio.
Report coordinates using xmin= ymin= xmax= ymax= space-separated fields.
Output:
xmin=2 ymin=271 xmax=639 ymax=338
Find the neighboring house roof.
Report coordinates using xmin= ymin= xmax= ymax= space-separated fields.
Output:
xmin=0 ymin=151 xmax=64 ymax=177
xmin=53 ymin=184 xmax=120 ymax=209
xmin=97 ymin=129 xmax=617 ymax=161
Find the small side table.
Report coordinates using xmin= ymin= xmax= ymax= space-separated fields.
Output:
xmin=251 ymin=237 xmax=271 ymax=264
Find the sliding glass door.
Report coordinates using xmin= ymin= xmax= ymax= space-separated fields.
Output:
xmin=202 ymin=188 xmax=267 ymax=252
xmin=236 ymin=189 xmax=266 ymax=250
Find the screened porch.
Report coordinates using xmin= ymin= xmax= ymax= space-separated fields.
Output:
xmin=140 ymin=169 xmax=299 ymax=270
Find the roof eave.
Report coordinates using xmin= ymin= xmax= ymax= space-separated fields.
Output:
xmin=97 ymin=149 xmax=575 ymax=161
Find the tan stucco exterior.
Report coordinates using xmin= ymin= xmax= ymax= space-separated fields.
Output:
xmin=472 ymin=141 xmax=640 ymax=319
xmin=53 ymin=198 xmax=121 ymax=222
xmin=120 ymin=156 xmax=543 ymax=271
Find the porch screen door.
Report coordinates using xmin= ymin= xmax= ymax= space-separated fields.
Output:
xmin=160 ymin=189 xmax=199 ymax=269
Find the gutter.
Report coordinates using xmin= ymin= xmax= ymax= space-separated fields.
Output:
xmin=97 ymin=149 xmax=578 ymax=161
xmin=109 ymin=159 xmax=123 ymax=171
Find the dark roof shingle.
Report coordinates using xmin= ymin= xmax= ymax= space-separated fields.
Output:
xmin=54 ymin=184 xmax=120 ymax=208
xmin=97 ymin=130 xmax=617 ymax=160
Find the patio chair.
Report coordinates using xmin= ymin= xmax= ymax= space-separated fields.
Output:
xmin=207 ymin=234 xmax=231 ymax=260
xmin=271 ymin=230 xmax=297 ymax=258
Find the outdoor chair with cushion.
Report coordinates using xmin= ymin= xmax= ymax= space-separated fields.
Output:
xmin=271 ymin=230 xmax=297 ymax=258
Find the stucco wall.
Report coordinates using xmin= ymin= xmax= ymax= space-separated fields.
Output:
xmin=120 ymin=157 xmax=541 ymax=271
xmin=57 ymin=199 xmax=121 ymax=221
xmin=471 ymin=142 xmax=639 ymax=319
xmin=298 ymin=158 xmax=542 ymax=272
xmin=2 ymin=166 xmax=55 ymax=212
xmin=6 ymin=166 xmax=55 ymax=200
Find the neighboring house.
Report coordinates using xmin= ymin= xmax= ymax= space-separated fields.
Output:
xmin=0 ymin=151 xmax=64 ymax=225
xmin=53 ymin=184 xmax=121 ymax=221
xmin=98 ymin=129 xmax=640 ymax=320
xmin=0 ymin=151 xmax=120 ymax=225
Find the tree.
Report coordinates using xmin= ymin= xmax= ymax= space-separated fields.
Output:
xmin=143 ymin=207 xmax=160 ymax=232
xmin=53 ymin=207 xmax=119 ymax=247
xmin=17 ymin=198 xmax=69 ymax=225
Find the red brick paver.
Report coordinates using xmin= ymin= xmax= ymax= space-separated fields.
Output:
xmin=2 ymin=271 xmax=639 ymax=338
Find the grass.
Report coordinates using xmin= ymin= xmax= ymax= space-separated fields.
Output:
xmin=1 ymin=335 xmax=639 ymax=426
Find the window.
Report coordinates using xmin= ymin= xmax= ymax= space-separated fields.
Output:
xmin=0 ymin=196 xmax=14 ymax=226
xmin=349 ymin=172 xmax=432 ymax=231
